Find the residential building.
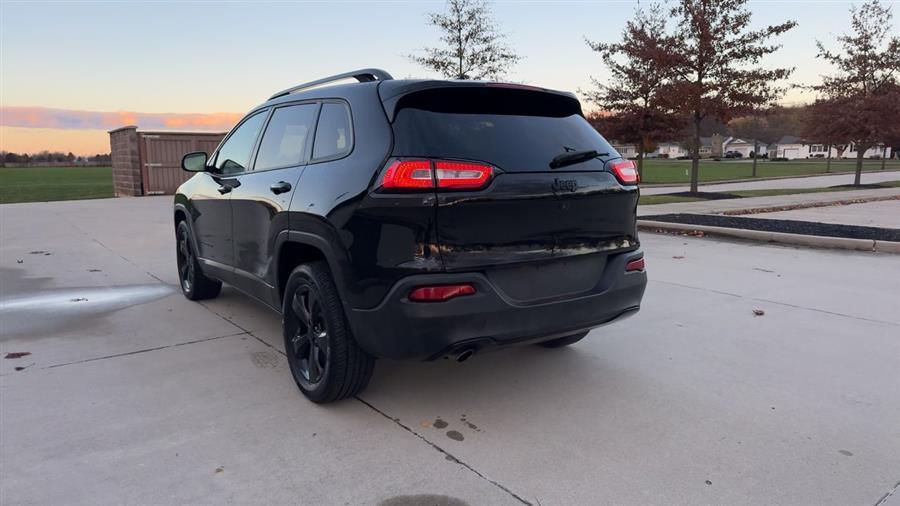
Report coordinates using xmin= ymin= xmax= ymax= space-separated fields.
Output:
xmin=611 ymin=143 xmax=638 ymax=158
xmin=722 ymin=137 xmax=769 ymax=157
xmin=771 ymin=136 xmax=892 ymax=159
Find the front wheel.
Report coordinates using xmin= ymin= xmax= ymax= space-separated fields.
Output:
xmin=283 ymin=261 xmax=374 ymax=403
xmin=538 ymin=331 xmax=589 ymax=349
xmin=176 ymin=221 xmax=221 ymax=300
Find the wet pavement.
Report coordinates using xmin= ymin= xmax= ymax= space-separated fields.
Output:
xmin=1 ymin=196 xmax=899 ymax=505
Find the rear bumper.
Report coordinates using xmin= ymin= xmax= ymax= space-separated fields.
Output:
xmin=347 ymin=250 xmax=647 ymax=360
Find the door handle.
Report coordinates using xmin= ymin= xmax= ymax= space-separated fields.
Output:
xmin=270 ymin=181 xmax=292 ymax=195
xmin=217 ymin=184 xmax=233 ymax=195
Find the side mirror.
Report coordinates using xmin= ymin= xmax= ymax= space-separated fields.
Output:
xmin=182 ymin=152 xmax=208 ymax=172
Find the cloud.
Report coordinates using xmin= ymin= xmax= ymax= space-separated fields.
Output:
xmin=0 ymin=106 xmax=241 ymax=131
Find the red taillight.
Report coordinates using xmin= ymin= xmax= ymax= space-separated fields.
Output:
xmin=608 ymin=159 xmax=639 ymax=185
xmin=408 ymin=284 xmax=476 ymax=302
xmin=380 ymin=160 xmax=434 ymax=189
xmin=434 ymin=160 xmax=493 ymax=189
xmin=379 ymin=159 xmax=493 ymax=191
xmin=625 ymin=257 xmax=645 ymax=272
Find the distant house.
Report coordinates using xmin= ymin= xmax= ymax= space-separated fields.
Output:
xmin=611 ymin=143 xmax=639 ymax=158
xmin=722 ymin=137 xmax=769 ymax=157
xmin=772 ymin=136 xmax=806 ymax=159
xmin=651 ymin=142 xmax=690 ymax=158
xmin=771 ymin=136 xmax=892 ymax=159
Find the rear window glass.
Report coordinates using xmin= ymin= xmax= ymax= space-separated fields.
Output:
xmin=390 ymin=88 xmax=618 ymax=172
xmin=312 ymin=102 xmax=352 ymax=160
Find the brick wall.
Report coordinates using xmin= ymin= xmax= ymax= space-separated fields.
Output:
xmin=109 ymin=126 xmax=141 ymax=196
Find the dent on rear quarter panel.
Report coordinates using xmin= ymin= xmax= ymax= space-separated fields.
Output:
xmin=286 ymin=84 xmax=440 ymax=309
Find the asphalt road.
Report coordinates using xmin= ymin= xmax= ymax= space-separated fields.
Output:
xmin=2 ymin=197 xmax=899 ymax=505
xmin=640 ymin=170 xmax=900 ymax=195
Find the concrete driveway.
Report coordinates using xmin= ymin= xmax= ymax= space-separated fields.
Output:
xmin=1 ymin=197 xmax=899 ymax=505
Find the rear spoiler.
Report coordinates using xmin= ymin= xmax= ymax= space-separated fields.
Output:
xmin=377 ymin=80 xmax=582 ymax=120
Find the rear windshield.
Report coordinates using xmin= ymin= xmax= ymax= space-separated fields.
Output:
xmin=390 ymin=88 xmax=619 ymax=172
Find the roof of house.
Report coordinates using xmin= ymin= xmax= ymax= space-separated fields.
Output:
xmin=775 ymin=135 xmax=803 ymax=145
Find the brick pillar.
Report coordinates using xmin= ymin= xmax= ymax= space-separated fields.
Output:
xmin=109 ymin=126 xmax=142 ymax=196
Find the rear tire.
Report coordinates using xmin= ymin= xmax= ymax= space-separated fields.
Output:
xmin=176 ymin=221 xmax=221 ymax=301
xmin=538 ymin=331 xmax=589 ymax=349
xmin=282 ymin=261 xmax=374 ymax=403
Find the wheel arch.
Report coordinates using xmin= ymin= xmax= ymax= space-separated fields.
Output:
xmin=274 ymin=231 xmax=350 ymax=309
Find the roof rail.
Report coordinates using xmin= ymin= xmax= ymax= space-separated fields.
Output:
xmin=268 ymin=68 xmax=393 ymax=101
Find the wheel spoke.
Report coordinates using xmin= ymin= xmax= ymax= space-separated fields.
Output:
xmin=292 ymin=292 xmax=310 ymax=323
xmin=307 ymin=344 xmax=320 ymax=382
xmin=291 ymin=329 xmax=309 ymax=353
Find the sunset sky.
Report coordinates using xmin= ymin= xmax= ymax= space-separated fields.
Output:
xmin=0 ymin=0 xmax=879 ymax=155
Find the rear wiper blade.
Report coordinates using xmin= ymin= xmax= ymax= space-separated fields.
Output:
xmin=549 ymin=149 xmax=609 ymax=169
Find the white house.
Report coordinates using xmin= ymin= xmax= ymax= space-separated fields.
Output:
xmin=652 ymin=142 xmax=690 ymax=158
xmin=772 ymin=136 xmax=892 ymax=159
xmin=612 ymin=143 xmax=638 ymax=158
xmin=722 ymin=137 xmax=768 ymax=157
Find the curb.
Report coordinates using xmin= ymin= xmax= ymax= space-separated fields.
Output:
xmin=637 ymin=220 xmax=900 ymax=254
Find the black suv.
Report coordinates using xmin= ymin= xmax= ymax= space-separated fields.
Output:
xmin=174 ymin=69 xmax=647 ymax=403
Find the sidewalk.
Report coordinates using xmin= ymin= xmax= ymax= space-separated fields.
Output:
xmin=637 ymin=187 xmax=900 ymax=253
xmin=640 ymin=170 xmax=900 ymax=195
xmin=637 ymin=187 xmax=900 ymax=217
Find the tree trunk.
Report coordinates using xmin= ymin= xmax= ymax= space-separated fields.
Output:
xmin=826 ymin=143 xmax=832 ymax=173
xmin=854 ymin=146 xmax=864 ymax=186
xmin=752 ymin=140 xmax=758 ymax=177
xmin=690 ymin=114 xmax=701 ymax=194
xmin=882 ymin=146 xmax=887 ymax=170
xmin=637 ymin=138 xmax=645 ymax=179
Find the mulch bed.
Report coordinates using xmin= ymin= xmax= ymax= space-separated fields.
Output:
xmin=642 ymin=213 xmax=900 ymax=242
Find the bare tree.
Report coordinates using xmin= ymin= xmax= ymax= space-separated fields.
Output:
xmin=667 ymin=0 xmax=797 ymax=193
xmin=584 ymin=3 xmax=683 ymax=176
xmin=807 ymin=0 xmax=900 ymax=185
xmin=409 ymin=0 xmax=521 ymax=80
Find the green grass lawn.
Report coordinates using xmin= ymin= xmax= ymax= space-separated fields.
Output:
xmin=0 ymin=166 xmax=113 ymax=204
xmin=639 ymin=159 xmax=900 ymax=185
xmin=639 ymin=180 xmax=900 ymax=205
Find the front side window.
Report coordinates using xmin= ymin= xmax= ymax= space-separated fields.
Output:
xmin=255 ymin=104 xmax=319 ymax=171
xmin=215 ymin=112 xmax=267 ymax=175
xmin=312 ymin=102 xmax=352 ymax=160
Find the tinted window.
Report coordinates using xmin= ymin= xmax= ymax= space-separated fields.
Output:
xmin=215 ymin=112 xmax=267 ymax=175
xmin=391 ymin=89 xmax=618 ymax=172
xmin=255 ymin=104 xmax=319 ymax=171
xmin=312 ymin=103 xmax=352 ymax=160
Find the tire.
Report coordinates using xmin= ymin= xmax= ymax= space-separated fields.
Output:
xmin=282 ymin=261 xmax=374 ymax=403
xmin=176 ymin=221 xmax=222 ymax=301
xmin=538 ymin=331 xmax=589 ymax=349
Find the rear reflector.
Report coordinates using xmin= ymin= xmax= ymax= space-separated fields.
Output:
xmin=608 ymin=159 xmax=639 ymax=185
xmin=379 ymin=159 xmax=493 ymax=190
xmin=625 ymin=258 xmax=645 ymax=272
xmin=408 ymin=284 xmax=476 ymax=302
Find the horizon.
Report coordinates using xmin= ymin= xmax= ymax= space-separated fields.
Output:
xmin=0 ymin=0 xmax=885 ymax=155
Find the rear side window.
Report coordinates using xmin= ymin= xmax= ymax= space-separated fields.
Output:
xmin=215 ymin=111 xmax=267 ymax=174
xmin=312 ymin=102 xmax=352 ymax=160
xmin=391 ymin=88 xmax=618 ymax=172
xmin=255 ymin=103 xmax=319 ymax=171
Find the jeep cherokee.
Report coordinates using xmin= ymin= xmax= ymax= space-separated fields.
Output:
xmin=174 ymin=69 xmax=647 ymax=403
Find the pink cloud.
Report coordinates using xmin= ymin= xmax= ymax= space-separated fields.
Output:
xmin=0 ymin=106 xmax=241 ymax=131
